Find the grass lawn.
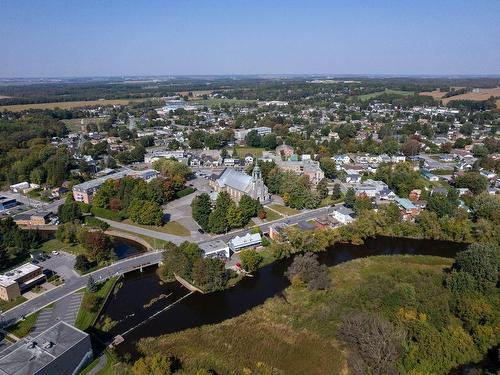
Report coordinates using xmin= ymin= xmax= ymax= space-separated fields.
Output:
xmin=122 ymin=219 xmax=190 ymax=236
xmin=40 ymin=238 xmax=87 ymax=256
xmin=109 ymin=229 xmax=172 ymax=249
xmin=233 ymin=147 xmax=264 ymax=158
xmin=358 ymin=88 xmax=415 ymax=100
xmin=320 ymin=196 xmax=344 ymax=207
xmin=263 ymin=207 xmax=283 ymax=221
xmin=80 ymin=350 xmax=117 ymax=375
xmin=0 ymin=296 xmax=27 ymax=313
xmin=268 ymin=204 xmax=300 ymax=216
xmin=75 ymin=277 xmax=118 ymax=331
xmin=6 ymin=311 xmax=40 ymax=338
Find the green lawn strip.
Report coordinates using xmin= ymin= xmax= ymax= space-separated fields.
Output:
xmin=121 ymin=219 xmax=190 ymax=236
xmin=6 ymin=311 xmax=40 ymax=338
xmin=0 ymin=296 xmax=27 ymax=313
xmin=109 ymin=229 xmax=172 ymax=248
xmin=75 ymin=277 xmax=118 ymax=331
xmin=233 ymin=147 xmax=264 ymax=157
xmin=40 ymin=238 xmax=86 ymax=256
xmin=193 ymin=98 xmax=256 ymax=106
xmin=263 ymin=207 xmax=282 ymax=221
xmin=268 ymin=204 xmax=300 ymax=216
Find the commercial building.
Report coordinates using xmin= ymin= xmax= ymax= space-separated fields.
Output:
xmin=276 ymin=160 xmax=325 ymax=188
xmin=0 ymin=263 xmax=45 ymax=301
xmin=0 ymin=321 xmax=93 ymax=375
xmin=209 ymin=166 xmax=270 ymax=203
xmin=199 ymin=239 xmax=230 ymax=258
xmin=228 ymin=233 xmax=262 ymax=253
xmin=144 ymin=150 xmax=185 ymax=163
xmin=14 ymin=212 xmax=52 ymax=226
xmin=72 ymin=169 xmax=158 ymax=204
xmin=234 ymin=126 xmax=272 ymax=141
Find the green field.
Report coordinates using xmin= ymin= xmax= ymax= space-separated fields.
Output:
xmin=131 ymin=255 xmax=497 ymax=375
xmin=358 ymin=88 xmax=415 ymax=100
xmin=233 ymin=147 xmax=264 ymax=158
xmin=193 ymin=98 xmax=256 ymax=106
xmin=122 ymin=219 xmax=190 ymax=236
xmin=40 ymin=238 xmax=86 ymax=256
xmin=75 ymin=277 xmax=118 ymax=331
xmin=0 ymin=296 xmax=27 ymax=313
xmin=263 ymin=207 xmax=283 ymax=221
xmin=6 ymin=311 xmax=40 ymax=338
xmin=268 ymin=204 xmax=300 ymax=216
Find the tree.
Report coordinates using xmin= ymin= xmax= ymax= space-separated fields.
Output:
xmin=153 ymin=159 xmax=192 ymax=180
xmin=191 ymin=257 xmax=227 ymax=292
xmin=455 ymin=172 xmax=488 ymax=194
xmin=427 ymin=193 xmax=456 ymax=217
xmin=129 ymin=200 xmax=163 ymax=226
xmin=332 ymin=183 xmax=341 ymax=200
xmin=354 ymin=195 xmax=373 ymax=214
xmin=226 ymin=203 xmax=244 ymax=228
xmin=453 ymin=243 xmax=499 ymax=291
xmin=345 ymin=188 xmax=356 ymax=208
xmin=239 ymin=194 xmax=260 ymax=222
xmin=261 ymin=133 xmax=277 ymax=150
xmin=75 ymin=254 xmax=91 ymax=272
xmin=132 ymin=354 xmax=172 ymax=375
xmin=317 ymin=178 xmax=329 ymax=200
xmin=208 ymin=207 xmax=229 ymax=234
xmin=87 ymin=275 xmax=98 ymax=293
xmin=191 ymin=193 xmax=212 ymax=231
xmin=239 ymin=249 xmax=263 ymax=272
xmin=402 ymin=138 xmax=421 ymax=156
xmin=245 ymin=130 xmax=261 ymax=147
xmin=58 ymin=201 xmax=82 ymax=223
xmin=285 ymin=252 xmax=330 ymax=290
xmin=472 ymin=193 xmax=500 ymax=221
xmin=82 ymin=230 xmax=113 ymax=263
xmin=319 ymin=158 xmax=337 ymax=179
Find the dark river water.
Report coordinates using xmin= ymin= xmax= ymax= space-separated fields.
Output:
xmin=112 ymin=237 xmax=146 ymax=259
xmin=97 ymin=236 xmax=468 ymax=360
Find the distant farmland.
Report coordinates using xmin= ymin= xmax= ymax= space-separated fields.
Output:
xmin=441 ymin=87 xmax=500 ymax=105
xmin=419 ymin=89 xmax=447 ymax=100
xmin=357 ymin=88 xmax=414 ymax=100
xmin=0 ymin=98 xmax=151 ymax=112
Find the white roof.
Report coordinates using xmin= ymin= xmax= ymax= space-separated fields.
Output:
xmin=0 ymin=263 xmax=41 ymax=287
xmin=217 ymin=169 xmax=252 ymax=193
xmin=229 ymin=233 xmax=262 ymax=249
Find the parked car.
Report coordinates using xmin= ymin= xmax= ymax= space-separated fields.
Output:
xmin=197 ymin=228 xmax=205 ymax=234
xmin=52 ymin=250 xmax=59 ymax=255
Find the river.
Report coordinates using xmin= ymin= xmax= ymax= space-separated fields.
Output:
xmin=96 ymin=236 xmax=467 ymax=359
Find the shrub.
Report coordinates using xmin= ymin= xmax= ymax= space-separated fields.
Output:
xmin=285 ymin=252 xmax=330 ymax=290
xmin=338 ymin=312 xmax=403 ymax=375
xmin=453 ymin=243 xmax=499 ymax=291
xmin=176 ymin=187 xmax=196 ymax=198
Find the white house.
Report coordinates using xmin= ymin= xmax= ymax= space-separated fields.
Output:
xmin=330 ymin=206 xmax=355 ymax=224
xmin=228 ymin=233 xmax=262 ymax=252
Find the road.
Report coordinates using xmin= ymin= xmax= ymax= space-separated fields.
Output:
xmin=1 ymin=205 xmax=334 ymax=326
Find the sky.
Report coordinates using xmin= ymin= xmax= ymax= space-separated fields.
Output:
xmin=1 ymin=0 xmax=499 ymax=77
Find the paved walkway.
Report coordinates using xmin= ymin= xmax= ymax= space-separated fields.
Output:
xmin=30 ymin=292 xmax=83 ymax=336
xmin=87 ymin=354 xmax=107 ymax=375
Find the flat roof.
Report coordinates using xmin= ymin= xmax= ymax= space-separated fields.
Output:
xmin=199 ymin=240 xmax=228 ymax=255
xmin=0 ymin=263 xmax=41 ymax=288
xmin=73 ymin=169 xmax=157 ymax=192
xmin=0 ymin=321 xmax=89 ymax=375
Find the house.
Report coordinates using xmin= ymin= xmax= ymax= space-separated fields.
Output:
xmin=332 ymin=155 xmax=351 ymax=165
xmin=228 ymin=233 xmax=262 ymax=252
xmin=275 ymin=144 xmax=294 ymax=159
xmin=421 ymin=170 xmax=439 ymax=182
xmin=0 ymin=321 xmax=93 ymax=375
xmin=209 ymin=166 xmax=270 ymax=203
xmin=395 ymin=197 xmax=418 ymax=218
xmin=269 ymin=223 xmax=288 ymax=241
xmin=9 ymin=182 xmax=30 ymax=193
xmin=199 ymin=240 xmax=230 ymax=259
xmin=330 ymin=206 xmax=355 ymax=224
xmin=0 ymin=263 xmax=45 ymax=301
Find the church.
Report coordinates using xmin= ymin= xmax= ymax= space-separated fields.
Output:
xmin=209 ymin=165 xmax=270 ymax=203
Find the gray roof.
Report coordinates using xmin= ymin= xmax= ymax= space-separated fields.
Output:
xmin=216 ymin=169 xmax=252 ymax=193
xmin=0 ymin=321 xmax=89 ymax=375
xmin=199 ymin=240 xmax=228 ymax=255
xmin=334 ymin=206 xmax=355 ymax=216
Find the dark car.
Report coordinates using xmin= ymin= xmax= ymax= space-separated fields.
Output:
xmin=197 ymin=228 xmax=205 ymax=234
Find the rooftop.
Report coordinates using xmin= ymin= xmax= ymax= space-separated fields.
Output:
xmin=0 ymin=321 xmax=89 ymax=375
xmin=0 ymin=263 xmax=41 ymax=288
xmin=73 ymin=169 xmax=158 ymax=192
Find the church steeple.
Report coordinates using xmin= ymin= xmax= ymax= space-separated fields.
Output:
xmin=252 ymin=164 xmax=262 ymax=182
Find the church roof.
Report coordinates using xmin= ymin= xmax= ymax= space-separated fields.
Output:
xmin=216 ymin=169 xmax=253 ymax=193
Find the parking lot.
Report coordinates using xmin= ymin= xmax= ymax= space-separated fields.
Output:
xmin=37 ymin=251 xmax=78 ymax=282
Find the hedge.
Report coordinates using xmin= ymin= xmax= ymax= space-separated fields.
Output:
xmin=176 ymin=187 xmax=196 ymax=198
xmin=84 ymin=216 xmax=110 ymax=230
xmin=91 ymin=207 xmax=125 ymax=221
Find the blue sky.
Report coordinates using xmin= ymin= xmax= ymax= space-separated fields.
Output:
xmin=1 ymin=0 xmax=499 ymax=77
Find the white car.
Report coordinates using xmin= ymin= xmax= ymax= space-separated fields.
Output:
xmin=52 ymin=250 xmax=59 ymax=255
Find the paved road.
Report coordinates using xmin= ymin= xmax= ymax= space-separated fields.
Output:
xmin=1 ymin=205 xmax=334 ymax=326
